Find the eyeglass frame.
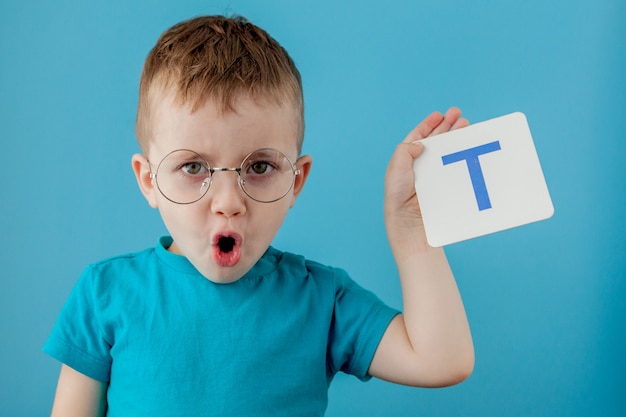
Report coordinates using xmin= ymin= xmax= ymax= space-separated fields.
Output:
xmin=148 ymin=147 xmax=302 ymax=205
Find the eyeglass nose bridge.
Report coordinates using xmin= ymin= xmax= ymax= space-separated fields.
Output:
xmin=201 ymin=166 xmax=245 ymax=193
xmin=210 ymin=166 xmax=242 ymax=175
xmin=209 ymin=166 xmax=243 ymax=184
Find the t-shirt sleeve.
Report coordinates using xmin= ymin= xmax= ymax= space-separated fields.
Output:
xmin=43 ymin=265 xmax=113 ymax=382
xmin=327 ymin=269 xmax=400 ymax=381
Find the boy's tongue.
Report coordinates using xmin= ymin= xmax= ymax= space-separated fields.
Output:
xmin=212 ymin=235 xmax=241 ymax=267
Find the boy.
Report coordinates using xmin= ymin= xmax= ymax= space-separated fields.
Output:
xmin=44 ymin=15 xmax=474 ymax=416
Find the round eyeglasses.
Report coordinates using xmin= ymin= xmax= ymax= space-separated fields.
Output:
xmin=150 ymin=148 xmax=301 ymax=204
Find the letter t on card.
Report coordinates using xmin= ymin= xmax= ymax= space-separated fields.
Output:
xmin=413 ymin=112 xmax=554 ymax=247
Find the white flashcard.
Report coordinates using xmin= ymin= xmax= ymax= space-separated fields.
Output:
xmin=413 ymin=112 xmax=554 ymax=247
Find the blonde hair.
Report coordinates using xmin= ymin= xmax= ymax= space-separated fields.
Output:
xmin=135 ymin=15 xmax=304 ymax=152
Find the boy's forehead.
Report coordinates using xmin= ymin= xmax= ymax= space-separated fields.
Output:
xmin=148 ymin=92 xmax=302 ymax=157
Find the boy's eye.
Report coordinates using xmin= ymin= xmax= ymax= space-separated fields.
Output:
xmin=182 ymin=162 xmax=206 ymax=175
xmin=248 ymin=161 xmax=273 ymax=175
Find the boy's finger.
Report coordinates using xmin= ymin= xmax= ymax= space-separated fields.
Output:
xmin=429 ymin=107 xmax=462 ymax=136
xmin=453 ymin=117 xmax=470 ymax=130
xmin=403 ymin=111 xmax=444 ymax=143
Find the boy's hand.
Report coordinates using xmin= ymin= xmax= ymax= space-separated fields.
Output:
xmin=384 ymin=107 xmax=469 ymax=239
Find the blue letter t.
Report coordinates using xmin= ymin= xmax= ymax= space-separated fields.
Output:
xmin=441 ymin=141 xmax=501 ymax=211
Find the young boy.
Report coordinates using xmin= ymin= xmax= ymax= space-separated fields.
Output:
xmin=44 ymin=15 xmax=474 ymax=416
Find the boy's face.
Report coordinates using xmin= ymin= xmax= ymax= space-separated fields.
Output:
xmin=132 ymin=95 xmax=311 ymax=283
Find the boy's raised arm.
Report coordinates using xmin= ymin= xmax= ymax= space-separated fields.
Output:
xmin=368 ymin=108 xmax=475 ymax=387
xmin=50 ymin=364 xmax=107 ymax=417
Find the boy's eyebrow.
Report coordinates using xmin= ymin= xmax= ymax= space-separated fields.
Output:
xmin=155 ymin=148 xmax=245 ymax=165
xmin=167 ymin=147 xmax=298 ymax=166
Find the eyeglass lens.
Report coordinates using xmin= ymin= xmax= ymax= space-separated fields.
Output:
xmin=154 ymin=149 xmax=297 ymax=204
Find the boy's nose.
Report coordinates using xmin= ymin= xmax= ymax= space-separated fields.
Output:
xmin=208 ymin=171 xmax=247 ymax=217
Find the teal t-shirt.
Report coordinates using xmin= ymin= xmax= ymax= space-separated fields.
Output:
xmin=44 ymin=237 xmax=399 ymax=416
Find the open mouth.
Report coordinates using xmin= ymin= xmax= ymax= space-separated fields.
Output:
xmin=212 ymin=233 xmax=242 ymax=267
xmin=217 ymin=236 xmax=236 ymax=253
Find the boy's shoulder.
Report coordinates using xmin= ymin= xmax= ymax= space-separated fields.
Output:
xmin=88 ymin=245 xmax=156 ymax=270
xmin=90 ymin=249 xmax=151 ymax=267
xmin=269 ymin=246 xmax=337 ymax=272
xmin=269 ymin=247 xmax=353 ymax=286
xmin=79 ymin=239 xmax=164 ymax=283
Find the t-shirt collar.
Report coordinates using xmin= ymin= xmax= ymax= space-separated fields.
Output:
xmin=155 ymin=236 xmax=280 ymax=283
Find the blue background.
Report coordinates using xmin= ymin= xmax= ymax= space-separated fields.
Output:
xmin=1 ymin=0 xmax=624 ymax=415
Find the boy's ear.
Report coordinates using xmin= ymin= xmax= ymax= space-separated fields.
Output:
xmin=131 ymin=154 xmax=158 ymax=208
xmin=290 ymin=155 xmax=312 ymax=207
